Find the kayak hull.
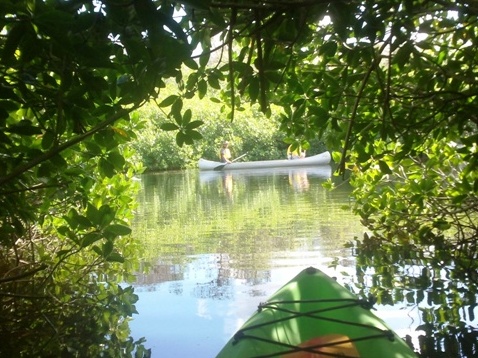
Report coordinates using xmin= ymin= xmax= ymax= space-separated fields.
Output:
xmin=199 ymin=152 xmax=331 ymax=171
xmin=216 ymin=267 xmax=417 ymax=358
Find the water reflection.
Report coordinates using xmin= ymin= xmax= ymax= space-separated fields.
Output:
xmin=199 ymin=165 xmax=331 ymax=198
xmin=221 ymin=173 xmax=233 ymax=200
xmin=198 ymin=165 xmax=332 ymax=184
xmin=130 ymin=168 xmax=373 ymax=357
xmin=288 ymin=169 xmax=310 ymax=192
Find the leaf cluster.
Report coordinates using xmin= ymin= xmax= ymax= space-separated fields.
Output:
xmin=0 ymin=0 xmax=191 ymax=355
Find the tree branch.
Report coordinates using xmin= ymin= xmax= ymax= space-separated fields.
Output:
xmin=0 ymin=107 xmax=137 ymax=187
xmin=0 ymin=264 xmax=47 ymax=283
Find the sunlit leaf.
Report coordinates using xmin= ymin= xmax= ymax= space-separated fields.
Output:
xmin=111 ymin=126 xmax=129 ymax=138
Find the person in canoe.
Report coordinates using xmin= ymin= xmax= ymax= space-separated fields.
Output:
xmin=287 ymin=144 xmax=306 ymax=160
xmin=220 ymin=141 xmax=232 ymax=163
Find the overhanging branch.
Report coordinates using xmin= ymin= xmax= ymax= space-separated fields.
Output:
xmin=0 ymin=107 xmax=137 ymax=187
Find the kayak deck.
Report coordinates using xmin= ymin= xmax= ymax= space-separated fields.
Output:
xmin=216 ymin=267 xmax=417 ymax=358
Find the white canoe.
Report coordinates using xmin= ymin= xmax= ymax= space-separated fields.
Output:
xmin=198 ymin=151 xmax=331 ymax=171
xmin=199 ymin=165 xmax=332 ymax=183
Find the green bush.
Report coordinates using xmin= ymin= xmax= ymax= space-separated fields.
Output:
xmin=132 ymin=100 xmax=330 ymax=171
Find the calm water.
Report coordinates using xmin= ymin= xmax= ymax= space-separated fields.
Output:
xmin=130 ymin=166 xmax=418 ymax=357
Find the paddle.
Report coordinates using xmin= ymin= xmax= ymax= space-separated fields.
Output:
xmin=213 ymin=152 xmax=248 ymax=171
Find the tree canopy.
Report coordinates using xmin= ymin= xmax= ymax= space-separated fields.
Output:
xmin=1 ymin=0 xmax=477 ymax=356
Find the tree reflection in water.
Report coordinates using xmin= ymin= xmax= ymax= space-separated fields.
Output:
xmin=132 ymin=169 xmax=458 ymax=357
xmin=350 ymin=234 xmax=478 ymax=357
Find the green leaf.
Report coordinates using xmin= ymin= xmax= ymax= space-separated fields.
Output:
xmin=264 ymin=70 xmax=281 ymax=83
xmin=50 ymin=154 xmax=67 ymax=168
xmin=183 ymin=58 xmax=198 ymax=70
xmin=249 ymin=78 xmax=259 ymax=102
xmin=171 ymin=98 xmax=183 ymax=124
xmin=378 ymin=160 xmax=392 ymax=174
xmin=292 ymin=103 xmax=306 ymax=121
xmin=394 ymin=42 xmax=414 ymax=70
xmin=34 ymin=9 xmax=74 ymax=34
xmin=99 ymin=157 xmax=116 ymax=178
xmin=84 ymin=141 xmax=103 ymax=157
xmin=98 ymin=205 xmax=115 ymax=227
xmin=207 ymin=74 xmax=220 ymax=89
xmin=102 ymin=240 xmax=114 ymax=257
xmin=186 ymin=72 xmax=198 ymax=91
xmin=41 ymin=130 xmax=55 ymax=150
xmin=92 ymin=245 xmax=102 ymax=256
xmin=81 ymin=232 xmax=102 ymax=247
xmin=176 ymin=131 xmax=186 ymax=147
xmin=182 ymin=109 xmax=192 ymax=125
xmin=198 ymin=79 xmax=207 ymax=99
xmin=319 ymin=42 xmax=337 ymax=57
xmin=7 ymin=121 xmax=42 ymax=135
xmin=199 ymin=52 xmax=210 ymax=68
xmin=186 ymin=120 xmax=203 ymax=129
xmin=158 ymin=95 xmax=179 ymax=107
xmin=75 ymin=214 xmax=93 ymax=229
xmin=104 ymin=224 xmax=132 ymax=236
xmin=56 ymin=249 xmax=70 ymax=258
xmin=433 ymin=220 xmax=451 ymax=230
xmin=86 ymin=204 xmax=100 ymax=224
xmin=107 ymin=151 xmax=126 ymax=169
xmin=57 ymin=225 xmax=70 ymax=236
xmin=160 ymin=123 xmax=179 ymax=131
xmin=1 ymin=22 xmax=26 ymax=65
xmin=106 ymin=252 xmax=125 ymax=263
xmin=187 ymin=129 xmax=203 ymax=140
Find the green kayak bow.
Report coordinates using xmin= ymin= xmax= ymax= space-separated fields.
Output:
xmin=216 ymin=267 xmax=417 ymax=358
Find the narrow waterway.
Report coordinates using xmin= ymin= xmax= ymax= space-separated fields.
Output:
xmin=129 ymin=166 xmax=419 ymax=357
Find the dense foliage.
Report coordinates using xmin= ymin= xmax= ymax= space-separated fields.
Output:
xmin=133 ymin=98 xmax=328 ymax=170
xmin=166 ymin=2 xmax=478 ymax=355
xmin=0 ymin=0 xmax=190 ymax=355
xmin=1 ymin=0 xmax=477 ymax=356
